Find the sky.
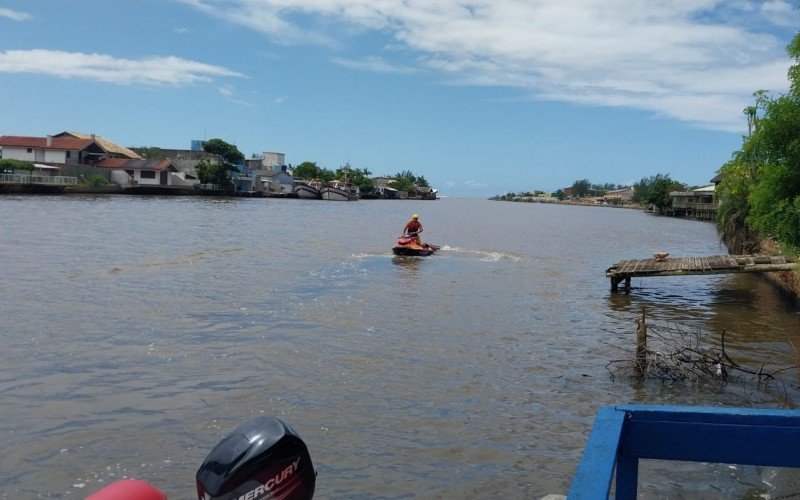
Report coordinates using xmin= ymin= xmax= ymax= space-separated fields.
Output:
xmin=0 ymin=1 xmax=797 ymax=197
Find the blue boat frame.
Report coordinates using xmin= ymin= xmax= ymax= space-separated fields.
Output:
xmin=568 ymin=404 xmax=800 ymax=499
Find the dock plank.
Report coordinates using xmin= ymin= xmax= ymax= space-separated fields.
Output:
xmin=606 ymin=254 xmax=798 ymax=291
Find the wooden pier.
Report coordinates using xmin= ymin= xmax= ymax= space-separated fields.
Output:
xmin=606 ymin=254 xmax=797 ymax=291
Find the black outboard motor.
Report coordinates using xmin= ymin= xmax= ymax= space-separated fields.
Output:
xmin=196 ymin=416 xmax=316 ymax=500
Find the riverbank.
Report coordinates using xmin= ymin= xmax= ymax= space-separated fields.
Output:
xmin=756 ymin=240 xmax=800 ymax=308
xmin=490 ymin=197 xmax=644 ymax=210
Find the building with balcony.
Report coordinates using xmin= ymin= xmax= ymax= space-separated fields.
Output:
xmin=669 ymin=185 xmax=717 ymax=221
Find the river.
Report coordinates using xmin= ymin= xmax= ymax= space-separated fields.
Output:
xmin=1 ymin=195 xmax=799 ymax=498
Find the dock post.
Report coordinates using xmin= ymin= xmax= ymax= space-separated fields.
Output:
xmin=635 ymin=306 xmax=647 ymax=377
xmin=625 ymin=277 xmax=631 ymax=290
xmin=611 ymin=277 xmax=621 ymax=292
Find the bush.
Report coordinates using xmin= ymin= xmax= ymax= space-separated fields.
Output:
xmin=90 ymin=174 xmax=109 ymax=186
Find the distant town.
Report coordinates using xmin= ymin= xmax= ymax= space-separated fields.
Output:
xmin=0 ymin=131 xmax=437 ymax=201
xmin=490 ymin=174 xmax=721 ymax=222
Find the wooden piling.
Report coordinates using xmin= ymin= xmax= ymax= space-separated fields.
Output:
xmin=635 ymin=306 xmax=647 ymax=377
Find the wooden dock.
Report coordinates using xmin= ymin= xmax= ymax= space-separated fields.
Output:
xmin=606 ymin=254 xmax=797 ymax=291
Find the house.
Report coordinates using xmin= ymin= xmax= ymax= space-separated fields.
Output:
xmin=258 ymin=165 xmax=294 ymax=196
xmin=0 ymin=134 xmax=107 ymax=165
xmin=53 ymin=132 xmax=140 ymax=160
xmin=669 ymin=184 xmax=716 ymax=220
xmin=370 ymin=176 xmax=401 ymax=198
xmin=604 ymin=187 xmax=635 ymax=202
xmin=235 ymin=151 xmax=294 ymax=196
xmin=94 ymin=158 xmax=195 ymax=189
xmin=0 ymin=132 xmax=139 ymax=167
xmin=132 ymin=144 xmax=219 ymax=179
xmin=415 ymin=186 xmax=438 ymax=200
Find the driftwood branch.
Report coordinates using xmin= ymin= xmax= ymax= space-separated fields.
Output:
xmin=607 ymin=309 xmax=798 ymax=388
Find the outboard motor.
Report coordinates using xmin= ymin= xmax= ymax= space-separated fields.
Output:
xmin=196 ymin=416 xmax=316 ymax=500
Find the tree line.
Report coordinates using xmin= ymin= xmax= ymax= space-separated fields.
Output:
xmin=492 ymin=175 xmax=691 ymax=210
xmin=714 ymin=30 xmax=800 ymax=254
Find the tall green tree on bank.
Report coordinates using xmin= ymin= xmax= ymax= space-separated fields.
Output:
xmin=293 ymin=161 xmax=323 ymax=180
xmin=632 ymin=174 xmax=685 ymax=212
xmin=196 ymin=138 xmax=244 ymax=186
xmin=717 ymin=31 xmax=800 ymax=252
xmin=571 ymin=179 xmax=591 ymax=197
xmin=388 ymin=170 xmax=427 ymax=193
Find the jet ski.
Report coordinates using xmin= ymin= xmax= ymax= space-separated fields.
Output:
xmin=86 ymin=416 xmax=316 ymax=500
xmin=392 ymin=233 xmax=440 ymax=256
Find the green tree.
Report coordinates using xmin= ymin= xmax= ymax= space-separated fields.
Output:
xmin=721 ymin=31 xmax=800 ymax=251
xmin=633 ymin=174 xmax=685 ymax=212
xmin=389 ymin=170 xmax=418 ymax=193
xmin=571 ymin=179 xmax=591 ymax=197
xmin=0 ymin=159 xmax=35 ymax=173
xmin=293 ymin=161 xmax=322 ymax=180
xmin=199 ymin=138 xmax=244 ymax=187
xmin=552 ymin=189 xmax=566 ymax=200
xmin=203 ymin=138 xmax=244 ymax=169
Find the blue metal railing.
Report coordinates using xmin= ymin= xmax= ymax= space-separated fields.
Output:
xmin=569 ymin=404 xmax=800 ymax=499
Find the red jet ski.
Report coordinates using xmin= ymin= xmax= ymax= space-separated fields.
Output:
xmin=392 ymin=233 xmax=440 ymax=256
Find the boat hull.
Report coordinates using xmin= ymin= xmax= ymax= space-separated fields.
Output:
xmin=321 ymin=186 xmax=356 ymax=201
xmin=294 ymin=184 xmax=321 ymax=199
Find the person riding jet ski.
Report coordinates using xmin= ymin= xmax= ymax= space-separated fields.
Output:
xmin=403 ymin=214 xmax=423 ymax=245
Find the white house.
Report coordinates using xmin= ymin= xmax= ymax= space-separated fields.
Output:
xmin=94 ymin=158 xmax=192 ymax=188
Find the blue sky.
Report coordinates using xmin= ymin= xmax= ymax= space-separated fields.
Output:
xmin=0 ymin=1 xmax=797 ymax=196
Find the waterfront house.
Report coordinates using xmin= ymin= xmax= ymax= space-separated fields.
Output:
xmin=237 ymin=151 xmax=293 ymax=196
xmin=0 ymin=132 xmax=140 ymax=166
xmin=370 ymin=176 xmax=401 ymax=198
xmin=94 ymin=158 xmax=195 ymax=189
xmin=669 ymin=185 xmax=716 ymax=220
xmin=415 ymin=186 xmax=438 ymax=200
xmin=604 ymin=186 xmax=635 ymax=203
xmin=132 ymin=144 xmax=218 ymax=179
xmin=53 ymin=132 xmax=140 ymax=160
xmin=259 ymin=165 xmax=295 ymax=196
xmin=0 ymin=134 xmax=106 ymax=165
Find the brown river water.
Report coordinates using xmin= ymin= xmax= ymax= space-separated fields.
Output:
xmin=2 ymin=195 xmax=799 ymax=498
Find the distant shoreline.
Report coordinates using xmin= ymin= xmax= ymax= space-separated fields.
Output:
xmin=489 ymin=197 xmax=644 ymax=210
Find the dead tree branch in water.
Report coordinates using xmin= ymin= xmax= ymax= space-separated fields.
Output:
xmin=607 ymin=309 xmax=798 ymax=389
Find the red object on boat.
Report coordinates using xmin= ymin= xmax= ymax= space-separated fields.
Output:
xmin=85 ymin=479 xmax=168 ymax=500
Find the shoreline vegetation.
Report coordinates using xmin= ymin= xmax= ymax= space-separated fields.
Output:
xmin=492 ymin=30 xmax=800 ymax=307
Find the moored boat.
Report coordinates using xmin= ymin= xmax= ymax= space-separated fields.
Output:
xmin=321 ymin=180 xmax=357 ymax=201
xmin=294 ymin=182 xmax=321 ymax=199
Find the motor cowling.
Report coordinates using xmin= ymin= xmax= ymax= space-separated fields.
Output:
xmin=196 ymin=416 xmax=316 ymax=500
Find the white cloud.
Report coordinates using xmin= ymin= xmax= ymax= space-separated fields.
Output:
xmin=218 ymin=84 xmax=254 ymax=106
xmin=0 ymin=7 xmax=31 ymax=21
xmin=174 ymin=27 xmax=189 ymax=34
xmin=0 ymin=49 xmax=243 ymax=86
xmin=331 ymin=56 xmax=417 ymax=74
xmin=273 ymin=96 xmax=286 ymax=104
xmin=181 ymin=0 xmax=798 ymax=131
xmin=464 ymin=180 xmax=487 ymax=189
